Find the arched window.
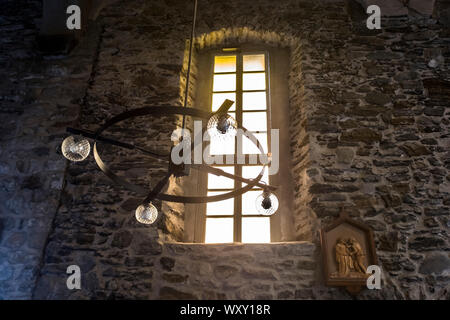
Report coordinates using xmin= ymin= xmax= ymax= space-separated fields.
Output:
xmin=205 ymin=51 xmax=271 ymax=243
xmin=185 ymin=45 xmax=295 ymax=243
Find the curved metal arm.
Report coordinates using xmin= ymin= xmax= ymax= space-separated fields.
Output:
xmin=93 ymin=143 xmax=148 ymax=195
xmin=89 ymin=105 xmax=276 ymax=204
xmin=190 ymin=164 xmax=277 ymax=191
xmin=143 ymin=172 xmax=172 ymax=204
xmin=68 ymin=127 xmax=169 ymax=161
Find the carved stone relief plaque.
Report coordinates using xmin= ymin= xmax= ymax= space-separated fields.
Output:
xmin=320 ymin=209 xmax=378 ymax=295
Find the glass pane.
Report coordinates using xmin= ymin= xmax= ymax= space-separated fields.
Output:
xmin=241 ymin=190 xmax=262 ymax=215
xmin=214 ymin=55 xmax=236 ymax=73
xmin=206 ymin=191 xmax=234 ymax=216
xmin=243 ymin=54 xmax=265 ymax=72
xmin=243 ymin=132 xmax=268 ymax=154
xmin=243 ymin=72 xmax=266 ymax=91
xmin=212 ymin=93 xmax=236 ymax=112
xmin=243 ymin=92 xmax=267 ymax=110
xmin=205 ymin=218 xmax=234 ymax=243
xmin=242 ymin=217 xmax=270 ymax=243
xmin=213 ymin=74 xmax=236 ymax=92
xmin=208 ymin=166 xmax=235 ymax=189
xmin=242 ymin=166 xmax=269 ymax=184
xmin=210 ymin=134 xmax=235 ymax=155
xmin=243 ymin=112 xmax=267 ymax=131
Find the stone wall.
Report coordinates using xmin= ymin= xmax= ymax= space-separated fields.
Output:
xmin=156 ymin=242 xmax=317 ymax=300
xmin=0 ymin=0 xmax=101 ymax=299
xmin=0 ymin=0 xmax=449 ymax=300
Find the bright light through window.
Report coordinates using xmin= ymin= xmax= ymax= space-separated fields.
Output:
xmin=242 ymin=112 xmax=267 ymax=131
xmin=242 ymin=217 xmax=270 ymax=243
xmin=243 ymin=73 xmax=266 ymax=91
xmin=205 ymin=52 xmax=271 ymax=244
xmin=214 ymin=55 xmax=236 ymax=73
xmin=205 ymin=218 xmax=233 ymax=243
xmin=213 ymin=74 xmax=236 ymax=92
xmin=206 ymin=191 xmax=234 ymax=216
xmin=243 ymin=92 xmax=267 ymax=110
xmin=243 ymin=54 xmax=265 ymax=71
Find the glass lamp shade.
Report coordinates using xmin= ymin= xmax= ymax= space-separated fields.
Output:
xmin=207 ymin=113 xmax=237 ymax=140
xmin=135 ymin=203 xmax=158 ymax=224
xmin=61 ymin=136 xmax=91 ymax=162
xmin=255 ymin=191 xmax=279 ymax=216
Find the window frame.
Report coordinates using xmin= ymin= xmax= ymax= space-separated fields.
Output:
xmin=185 ymin=44 xmax=294 ymax=244
xmin=202 ymin=47 xmax=273 ymax=243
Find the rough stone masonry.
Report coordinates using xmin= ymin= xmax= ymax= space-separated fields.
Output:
xmin=0 ymin=0 xmax=449 ymax=300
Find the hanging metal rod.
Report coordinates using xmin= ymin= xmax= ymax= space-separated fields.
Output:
xmin=181 ymin=0 xmax=198 ymax=130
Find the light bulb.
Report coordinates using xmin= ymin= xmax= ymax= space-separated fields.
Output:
xmin=61 ymin=136 xmax=90 ymax=162
xmin=135 ymin=203 xmax=158 ymax=224
xmin=207 ymin=113 xmax=237 ymax=140
xmin=255 ymin=190 xmax=279 ymax=216
xmin=428 ymin=59 xmax=438 ymax=68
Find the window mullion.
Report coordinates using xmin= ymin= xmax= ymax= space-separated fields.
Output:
xmin=234 ymin=53 xmax=243 ymax=243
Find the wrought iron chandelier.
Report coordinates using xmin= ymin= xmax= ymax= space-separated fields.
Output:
xmin=61 ymin=0 xmax=279 ymax=224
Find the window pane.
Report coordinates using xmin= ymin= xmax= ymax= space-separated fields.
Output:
xmin=208 ymin=166 xmax=235 ymax=189
xmin=209 ymin=134 xmax=235 ymax=155
xmin=243 ymin=72 xmax=266 ymax=91
xmin=214 ymin=55 xmax=236 ymax=73
xmin=242 ymin=217 xmax=270 ymax=243
xmin=213 ymin=74 xmax=236 ymax=92
xmin=241 ymin=190 xmax=262 ymax=215
xmin=243 ymin=54 xmax=265 ymax=72
xmin=205 ymin=218 xmax=234 ymax=243
xmin=206 ymin=191 xmax=234 ymax=216
xmin=243 ymin=132 xmax=268 ymax=154
xmin=212 ymin=93 xmax=236 ymax=112
xmin=242 ymin=166 xmax=269 ymax=184
xmin=243 ymin=112 xmax=267 ymax=131
xmin=243 ymin=92 xmax=267 ymax=110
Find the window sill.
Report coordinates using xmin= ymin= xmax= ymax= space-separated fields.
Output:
xmin=162 ymin=241 xmax=316 ymax=256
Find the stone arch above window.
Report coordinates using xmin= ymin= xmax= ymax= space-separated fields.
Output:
xmin=161 ymin=27 xmax=320 ymax=243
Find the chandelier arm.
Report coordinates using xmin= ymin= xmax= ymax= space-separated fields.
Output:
xmin=92 ymin=106 xmax=213 ymax=164
xmin=67 ymin=127 xmax=169 ymax=161
xmin=190 ymin=164 xmax=277 ymax=192
xmin=93 ymin=142 xmax=148 ymax=195
xmin=133 ymin=146 xmax=170 ymax=160
xmin=93 ymin=106 xmax=213 ymax=140
xmin=156 ymin=172 xmax=262 ymax=203
xmin=94 ymin=140 xmax=263 ymax=203
xmin=143 ymin=172 xmax=172 ymax=204
xmin=90 ymin=105 xmax=272 ymax=203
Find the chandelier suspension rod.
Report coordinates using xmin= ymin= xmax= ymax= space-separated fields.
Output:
xmin=181 ymin=0 xmax=198 ymax=131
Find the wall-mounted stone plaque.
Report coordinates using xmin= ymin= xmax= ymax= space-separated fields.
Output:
xmin=320 ymin=209 xmax=378 ymax=295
